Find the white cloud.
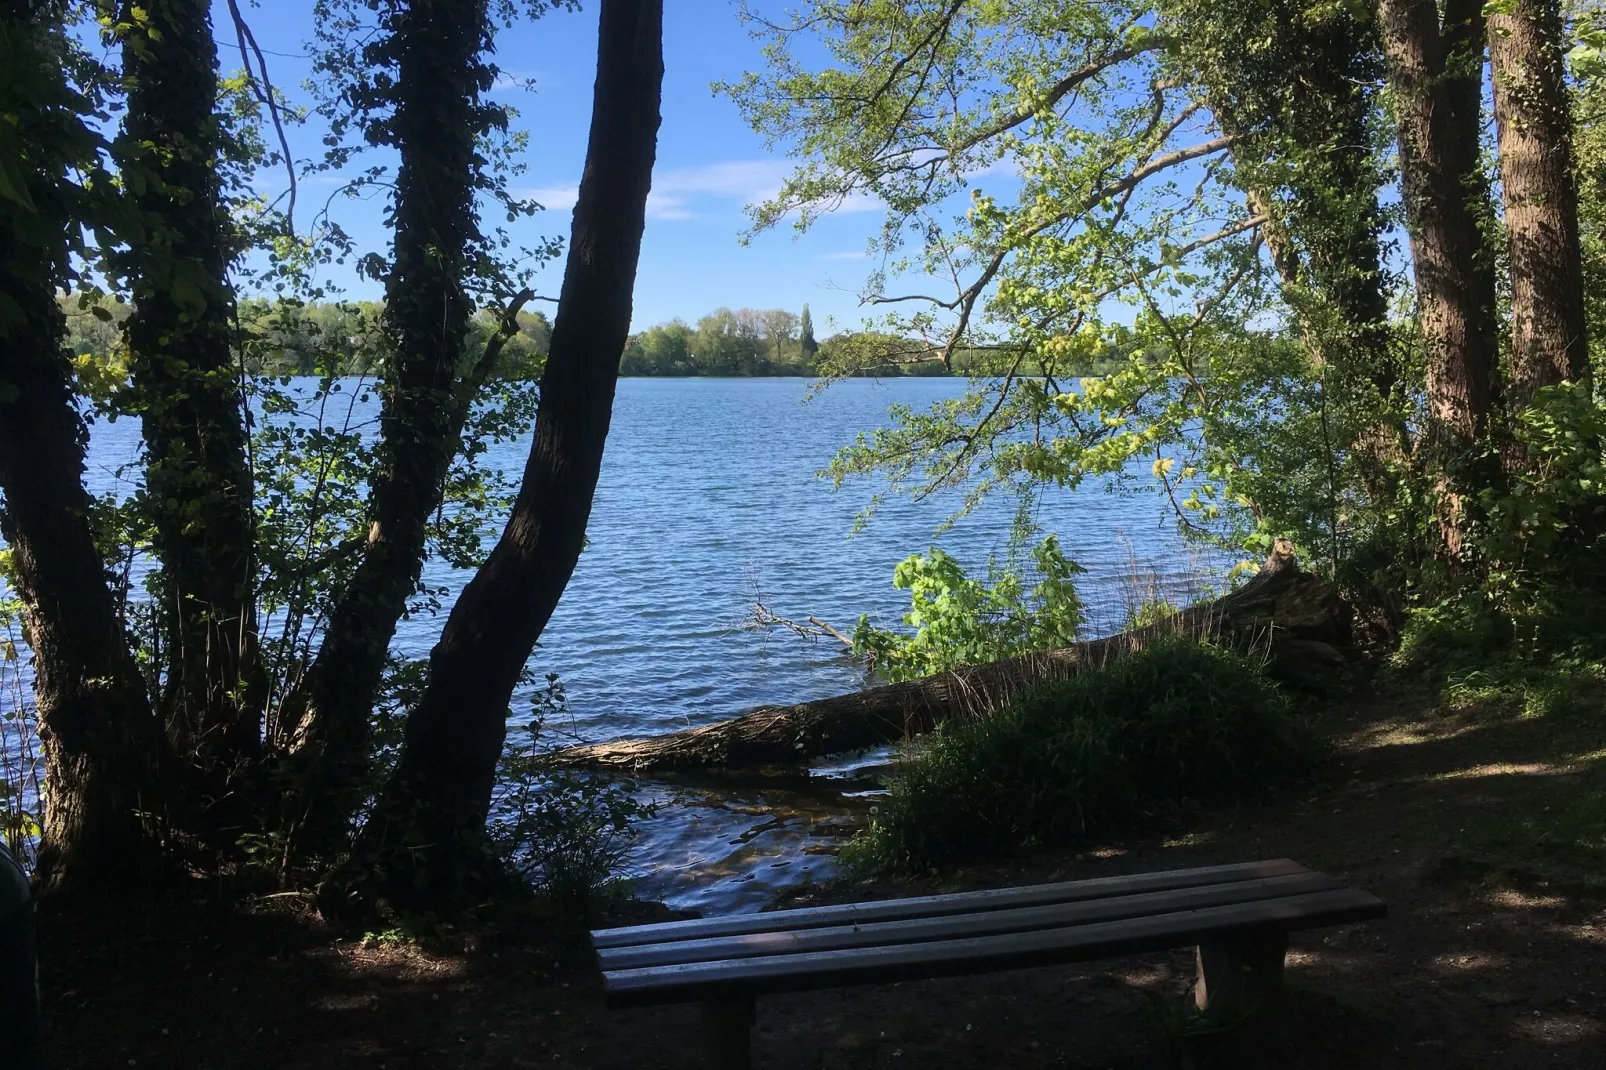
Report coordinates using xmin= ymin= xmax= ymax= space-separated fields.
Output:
xmin=519 ymin=184 xmax=579 ymax=211
xmin=646 ymin=193 xmax=694 ymax=220
xmin=513 ymin=183 xmax=693 ymax=220
xmin=832 ymin=191 xmax=885 ymax=214
xmin=517 ymin=159 xmax=889 ymax=223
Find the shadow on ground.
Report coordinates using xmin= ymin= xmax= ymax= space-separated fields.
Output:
xmin=38 ymin=680 xmax=1606 ymax=1068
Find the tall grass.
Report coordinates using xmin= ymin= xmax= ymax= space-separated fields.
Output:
xmin=842 ymin=635 xmax=1313 ymax=874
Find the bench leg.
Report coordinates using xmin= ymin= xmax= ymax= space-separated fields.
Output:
xmin=701 ymin=994 xmax=756 ymax=1070
xmin=1194 ymin=931 xmax=1288 ymax=1020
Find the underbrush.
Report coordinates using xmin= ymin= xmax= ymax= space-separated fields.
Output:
xmin=1456 ymin=790 xmax=1606 ymax=891
xmin=488 ymin=674 xmax=655 ymax=919
xmin=1393 ymin=586 xmax=1606 ymax=720
xmin=841 ymin=636 xmax=1315 ymax=874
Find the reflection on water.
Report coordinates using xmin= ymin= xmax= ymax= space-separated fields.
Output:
xmin=627 ymin=768 xmax=886 ymax=914
xmin=59 ymin=377 xmax=1231 ymax=915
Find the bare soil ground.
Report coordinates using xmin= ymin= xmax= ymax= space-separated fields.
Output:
xmin=38 ymin=680 xmax=1606 ymax=1069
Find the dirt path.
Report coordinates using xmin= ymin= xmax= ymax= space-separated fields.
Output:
xmin=38 ymin=682 xmax=1606 ymax=1068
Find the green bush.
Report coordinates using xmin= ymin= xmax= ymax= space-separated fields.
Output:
xmin=488 ymin=674 xmax=656 ymax=913
xmin=842 ymin=636 xmax=1312 ymax=874
xmin=1458 ymin=790 xmax=1606 ymax=888
xmin=1394 ymin=586 xmax=1606 ymax=717
xmin=851 ymin=535 xmax=1085 ymax=683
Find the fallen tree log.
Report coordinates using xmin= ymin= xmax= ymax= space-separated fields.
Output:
xmin=546 ymin=546 xmax=1350 ymax=772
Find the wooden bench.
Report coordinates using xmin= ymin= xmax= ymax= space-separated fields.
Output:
xmin=591 ymin=858 xmax=1385 ymax=1069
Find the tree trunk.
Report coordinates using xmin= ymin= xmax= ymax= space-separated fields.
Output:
xmin=280 ymin=0 xmax=495 ymax=855
xmin=337 ymin=0 xmax=665 ymax=911
xmin=1376 ymin=0 xmax=1501 ymax=562
xmin=115 ymin=0 xmax=264 ymax=773
xmin=547 ymin=548 xmax=1350 ymax=772
xmin=0 ymin=6 xmax=164 ymax=897
xmin=1197 ymin=0 xmax=1408 ymax=507
xmin=1489 ymin=0 xmax=1589 ymax=407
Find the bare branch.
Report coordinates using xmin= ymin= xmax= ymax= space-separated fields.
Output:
xmin=746 ymin=600 xmax=856 ymax=649
xmin=227 ymin=0 xmax=297 ymax=234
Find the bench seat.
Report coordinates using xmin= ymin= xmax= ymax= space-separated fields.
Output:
xmin=591 ymin=858 xmax=1385 ymax=1067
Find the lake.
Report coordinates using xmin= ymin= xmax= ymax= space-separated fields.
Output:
xmin=65 ymin=376 xmax=1232 ymax=910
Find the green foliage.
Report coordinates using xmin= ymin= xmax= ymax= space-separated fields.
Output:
xmin=851 ymin=535 xmax=1085 ymax=682
xmin=620 ymin=306 xmax=820 ymax=376
xmin=1470 ymin=384 xmax=1606 ymax=607
xmin=1125 ymin=597 xmax=1181 ymax=630
xmin=488 ymin=675 xmax=656 ymax=911
xmin=1458 ymin=790 xmax=1606 ymax=889
xmin=1574 ymin=0 xmax=1606 ymax=384
xmin=842 ymin=636 xmax=1309 ymax=873
xmin=1393 ymin=578 xmax=1606 ymax=720
xmin=0 ymin=592 xmax=41 ymax=870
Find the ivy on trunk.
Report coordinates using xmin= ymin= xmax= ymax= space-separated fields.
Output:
xmin=337 ymin=0 xmax=664 ymax=912
xmin=113 ymin=0 xmax=266 ymax=779
xmin=0 ymin=5 xmax=166 ymax=899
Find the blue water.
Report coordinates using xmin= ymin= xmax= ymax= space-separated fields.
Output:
xmin=59 ymin=377 xmax=1231 ymax=910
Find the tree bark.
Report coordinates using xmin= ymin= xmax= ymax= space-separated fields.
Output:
xmin=338 ymin=0 xmax=664 ymax=910
xmin=115 ymin=0 xmax=264 ymax=772
xmin=1376 ymin=0 xmax=1501 ymax=561
xmin=547 ymin=548 xmax=1350 ymax=772
xmin=0 ymin=6 xmax=165 ymax=897
xmin=1489 ymin=0 xmax=1590 ymax=406
xmin=280 ymin=0 xmax=497 ymax=854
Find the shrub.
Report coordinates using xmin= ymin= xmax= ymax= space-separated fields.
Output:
xmin=1458 ymin=791 xmax=1606 ymax=889
xmin=842 ymin=636 xmax=1312 ymax=873
xmin=1394 ymin=586 xmax=1606 ymax=717
xmin=488 ymin=674 xmax=656 ymax=914
xmin=851 ymin=535 xmax=1085 ymax=683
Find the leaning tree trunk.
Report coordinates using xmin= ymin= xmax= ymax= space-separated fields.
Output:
xmin=335 ymin=0 xmax=665 ymax=912
xmin=279 ymin=0 xmax=495 ymax=858
xmin=1376 ymin=0 xmax=1501 ymax=563
xmin=1489 ymin=0 xmax=1590 ymax=410
xmin=548 ymin=548 xmax=1351 ymax=772
xmin=115 ymin=0 xmax=264 ymax=773
xmin=0 ymin=6 xmax=164 ymax=898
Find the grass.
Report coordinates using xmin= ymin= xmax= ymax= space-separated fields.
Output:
xmin=1456 ymin=790 xmax=1606 ymax=890
xmin=842 ymin=635 xmax=1315 ymax=874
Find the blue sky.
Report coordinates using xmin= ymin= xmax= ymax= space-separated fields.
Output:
xmin=222 ymin=0 xmax=898 ymax=333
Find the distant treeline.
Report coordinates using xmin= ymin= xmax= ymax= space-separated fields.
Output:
xmin=60 ymin=295 xmax=1128 ymax=380
xmin=621 ymin=304 xmax=956 ymax=377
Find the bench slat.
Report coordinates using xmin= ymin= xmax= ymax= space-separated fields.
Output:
xmin=601 ymin=887 xmax=1386 ymax=1007
xmin=591 ymin=858 xmax=1310 ymax=950
xmin=597 ymin=870 xmax=1343 ymax=972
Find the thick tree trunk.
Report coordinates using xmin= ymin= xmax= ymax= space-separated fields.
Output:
xmin=338 ymin=0 xmax=664 ymax=910
xmin=1376 ymin=0 xmax=1501 ymax=561
xmin=0 ymin=7 xmax=164 ymax=897
xmin=547 ymin=549 xmax=1350 ymax=772
xmin=1199 ymin=0 xmax=1407 ymax=506
xmin=280 ymin=0 xmax=493 ymax=853
xmin=116 ymin=0 xmax=264 ymax=771
xmin=1489 ymin=0 xmax=1590 ymax=406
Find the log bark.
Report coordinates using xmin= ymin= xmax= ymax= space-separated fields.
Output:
xmin=335 ymin=0 xmax=664 ymax=909
xmin=547 ymin=548 xmax=1349 ymax=773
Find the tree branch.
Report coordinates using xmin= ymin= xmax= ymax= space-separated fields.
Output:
xmin=458 ymin=287 xmax=535 ymax=402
